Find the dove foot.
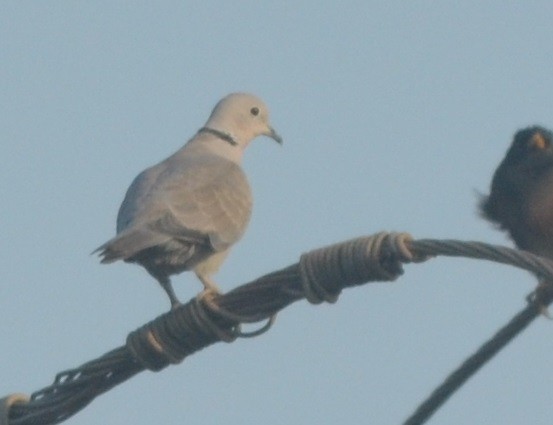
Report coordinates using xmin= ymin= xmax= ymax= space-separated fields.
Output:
xmin=195 ymin=273 xmax=222 ymax=294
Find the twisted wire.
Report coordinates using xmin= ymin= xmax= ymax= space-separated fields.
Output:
xmin=3 ymin=233 xmax=552 ymax=425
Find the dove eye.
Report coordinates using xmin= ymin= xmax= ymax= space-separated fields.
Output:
xmin=250 ymin=107 xmax=259 ymax=116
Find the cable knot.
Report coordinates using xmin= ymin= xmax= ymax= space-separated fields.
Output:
xmin=126 ymin=296 xmax=238 ymax=372
xmin=0 ymin=394 xmax=29 ymax=425
xmin=299 ymin=232 xmax=416 ymax=304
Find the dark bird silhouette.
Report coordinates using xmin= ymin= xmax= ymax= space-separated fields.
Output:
xmin=481 ymin=125 xmax=553 ymax=309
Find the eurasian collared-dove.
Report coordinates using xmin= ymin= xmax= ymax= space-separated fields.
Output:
xmin=95 ymin=93 xmax=282 ymax=308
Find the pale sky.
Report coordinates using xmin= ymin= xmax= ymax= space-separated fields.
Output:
xmin=2 ymin=2 xmax=553 ymax=424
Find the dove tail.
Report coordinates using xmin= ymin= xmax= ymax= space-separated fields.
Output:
xmin=91 ymin=242 xmax=127 ymax=263
xmin=93 ymin=228 xmax=171 ymax=263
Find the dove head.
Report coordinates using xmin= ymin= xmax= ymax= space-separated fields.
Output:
xmin=203 ymin=93 xmax=282 ymax=150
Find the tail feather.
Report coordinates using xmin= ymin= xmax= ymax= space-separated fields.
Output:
xmin=93 ymin=228 xmax=171 ymax=263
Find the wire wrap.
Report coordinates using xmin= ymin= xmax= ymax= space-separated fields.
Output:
xmin=4 ymin=232 xmax=552 ymax=425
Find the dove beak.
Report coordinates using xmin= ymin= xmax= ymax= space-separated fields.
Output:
xmin=265 ymin=126 xmax=283 ymax=144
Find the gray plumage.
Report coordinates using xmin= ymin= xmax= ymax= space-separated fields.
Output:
xmin=95 ymin=93 xmax=282 ymax=308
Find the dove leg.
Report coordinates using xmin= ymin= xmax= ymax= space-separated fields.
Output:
xmin=158 ymin=277 xmax=181 ymax=309
xmin=195 ymin=273 xmax=221 ymax=293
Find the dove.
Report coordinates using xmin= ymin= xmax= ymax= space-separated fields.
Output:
xmin=95 ymin=93 xmax=282 ymax=308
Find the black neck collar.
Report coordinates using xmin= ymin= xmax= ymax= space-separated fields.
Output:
xmin=198 ymin=127 xmax=238 ymax=146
